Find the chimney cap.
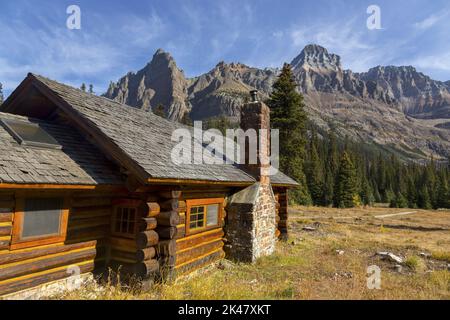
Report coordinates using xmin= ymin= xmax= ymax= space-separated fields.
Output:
xmin=250 ymin=90 xmax=259 ymax=102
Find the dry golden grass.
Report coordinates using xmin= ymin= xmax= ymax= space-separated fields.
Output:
xmin=56 ymin=207 xmax=450 ymax=300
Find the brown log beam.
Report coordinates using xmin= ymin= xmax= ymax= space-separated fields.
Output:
xmin=0 ymin=226 xmax=11 ymax=237
xmin=136 ymin=230 xmax=159 ymax=249
xmin=176 ymin=239 xmax=224 ymax=266
xmin=0 ymin=213 xmax=12 ymax=223
xmin=176 ymin=229 xmax=224 ymax=251
xmin=109 ymin=237 xmax=137 ymax=253
xmin=0 ymin=248 xmax=96 ymax=282
xmin=136 ymin=247 xmax=156 ymax=262
xmin=0 ymin=241 xmax=96 ymax=265
xmin=0 ymin=262 xmax=94 ymax=296
xmin=159 ymin=199 xmax=179 ymax=211
xmin=138 ymin=217 xmax=158 ymax=232
xmin=156 ymin=226 xmax=178 ymax=240
xmin=72 ymin=198 xmax=111 ymax=208
xmin=156 ymin=240 xmax=176 ymax=257
xmin=146 ymin=202 xmax=160 ymax=217
xmin=0 ymin=240 xmax=10 ymax=251
xmin=158 ymin=191 xmax=182 ymax=199
xmin=156 ymin=211 xmax=180 ymax=227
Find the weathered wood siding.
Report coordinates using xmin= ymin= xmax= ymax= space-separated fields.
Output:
xmin=0 ymin=190 xmax=113 ymax=296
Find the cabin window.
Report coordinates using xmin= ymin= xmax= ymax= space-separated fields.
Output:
xmin=0 ymin=118 xmax=62 ymax=150
xmin=186 ymin=198 xmax=223 ymax=235
xmin=112 ymin=207 xmax=137 ymax=238
xmin=11 ymin=197 xmax=69 ymax=250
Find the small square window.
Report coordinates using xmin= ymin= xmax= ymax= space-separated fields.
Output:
xmin=186 ymin=199 xmax=223 ymax=235
xmin=11 ymin=197 xmax=69 ymax=250
xmin=22 ymin=198 xmax=63 ymax=239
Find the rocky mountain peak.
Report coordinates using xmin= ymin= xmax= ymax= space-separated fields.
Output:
xmin=104 ymin=48 xmax=189 ymax=120
xmin=291 ymin=44 xmax=342 ymax=72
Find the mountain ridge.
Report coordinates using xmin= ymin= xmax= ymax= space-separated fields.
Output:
xmin=104 ymin=44 xmax=450 ymax=161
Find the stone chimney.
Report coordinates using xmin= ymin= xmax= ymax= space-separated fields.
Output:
xmin=239 ymin=90 xmax=271 ymax=185
xmin=224 ymin=91 xmax=277 ymax=263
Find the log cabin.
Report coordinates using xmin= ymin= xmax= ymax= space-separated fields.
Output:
xmin=0 ymin=73 xmax=298 ymax=298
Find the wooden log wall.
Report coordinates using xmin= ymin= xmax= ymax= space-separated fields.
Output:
xmin=0 ymin=193 xmax=14 ymax=254
xmin=108 ymin=198 xmax=160 ymax=280
xmin=152 ymin=191 xmax=181 ymax=280
xmin=171 ymin=188 xmax=228 ymax=276
xmin=273 ymin=188 xmax=289 ymax=240
xmin=0 ymin=191 xmax=105 ymax=296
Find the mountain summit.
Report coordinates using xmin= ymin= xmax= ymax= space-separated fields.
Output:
xmin=105 ymin=49 xmax=190 ymax=119
xmin=104 ymin=45 xmax=450 ymax=160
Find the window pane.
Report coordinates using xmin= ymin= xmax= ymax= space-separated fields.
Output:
xmin=190 ymin=206 xmax=206 ymax=230
xmin=22 ymin=198 xmax=63 ymax=238
xmin=1 ymin=119 xmax=62 ymax=149
xmin=206 ymin=204 xmax=219 ymax=226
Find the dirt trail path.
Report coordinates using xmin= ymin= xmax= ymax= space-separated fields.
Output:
xmin=374 ymin=211 xmax=417 ymax=219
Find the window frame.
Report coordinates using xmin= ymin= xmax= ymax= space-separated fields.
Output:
xmin=11 ymin=195 xmax=69 ymax=250
xmin=111 ymin=199 xmax=142 ymax=239
xmin=186 ymin=198 xmax=223 ymax=236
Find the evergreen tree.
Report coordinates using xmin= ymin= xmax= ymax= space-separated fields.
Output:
xmin=360 ymin=176 xmax=374 ymax=206
xmin=268 ymin=63 xmax=311 ymax=204
xmin=417 ymin=185 xmax=432 ymax=209
xmin=89 ymin=84 xmax=94 ymax=94
xmin=80 ymin=83 xmax=86 ymax=92
xmin=322 ymin=130 xmax=339 ymax=206
xmin=436 ymin=171 xmax=449 ymax=209
xmin=335 ymin=151 xmax=359 ymax=208
xmin=153 ymin=104 xmax=167 ymax=118
xmin=406 ymin=176 xmax=418 ymax=208
xmin=322 ymin=168 xmax=335 ymax=207
xmin=305 ymin=136 xmax=323 ymax=205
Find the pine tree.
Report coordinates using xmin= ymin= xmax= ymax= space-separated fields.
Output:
xmin=436 ymin=171 xmax=449 ymax=209
xmin=335 ymin=151 xmax=358 ymax=208
xmin=153 ymin=104 xmax=167 ymax=118
xmin=306 ymin=136 xmax=323 ymax=205
xmin=89 ymin=84 xmax=94 ymax=94
xmin=0 ymin=82 xmax=4 ymax=105
xmin=80 ymin=83 xmax=86 ymax=92
xmin=406 ymin=176 xmax=418 ymax=208
xmin=418 ymin=185 xmax=432 ymax=209
xmin=322 ymin=168 xmax=335 ymax=207
xmin=267 ymin=63 xmax=311 ymax=204
xmin=360 ymin=176 xmax=374 ymax=206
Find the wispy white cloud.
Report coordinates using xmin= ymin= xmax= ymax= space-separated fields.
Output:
xmin=414 ymin=10 xmax=449 ymax=30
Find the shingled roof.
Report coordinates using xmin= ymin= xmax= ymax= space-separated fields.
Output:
xmin=3 ymin=74 xmax=298 ymax=187
xmin=0 ymin=112 xmax=122 ymax=185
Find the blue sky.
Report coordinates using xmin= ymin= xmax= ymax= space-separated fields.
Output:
xmin=0 ymin=0 xmax=449 ymax=96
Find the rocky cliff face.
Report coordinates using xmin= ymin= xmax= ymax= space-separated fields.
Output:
xmin=357 ymin=65 xmax=450 ymax=117
xmin=104 ymin=45 xmax=450 ymax=160
xmin=105 ymin=49 xmax=190 ymax=120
